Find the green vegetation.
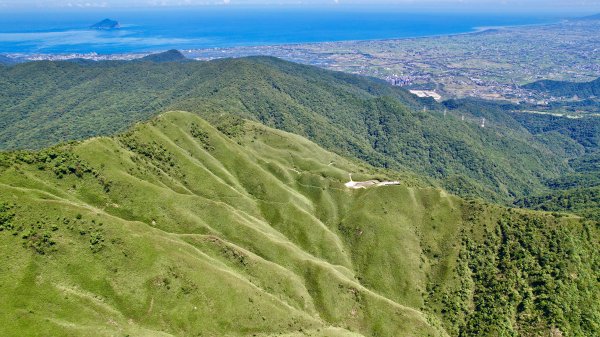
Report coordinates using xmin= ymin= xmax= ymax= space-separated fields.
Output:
xmin=0 ymin=57 xmax=576 ymax=203
xmin=514 ymin=151 xmax=600 ymax=221
xmin=510 ymin=113 xmax=599 ymax=152
xmin=1 ymin=57 xmax=598 ymax=335
xmin=0 ymin=111 xmax=597 ymax=336
xmin=515 ymin=186 xmax=600 ymax=221
xmin=437 ymin=203 xmax=600 ymax=337
xmin=444 ymin=98 xmax=600 ymax=220
xmin=507 ymin=113 xmax=600 ymax=220
xmin=523 ymin=77 xmax=600 ymax=99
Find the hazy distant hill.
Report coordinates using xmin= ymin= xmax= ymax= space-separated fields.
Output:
xmin=140 ymin=49 xmax=187 ymax=63
xmin=577 ymin=13 xmax=600 ymax=20
xmin=523 ymin=77 xmax=600 ymax=99
xmin=0 ymin=111 xmax=597 ymax=337
xmin=0 ymin=55 xmax=16 ymax=65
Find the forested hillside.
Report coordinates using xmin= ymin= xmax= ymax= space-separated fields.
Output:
xmin=0 ymin=57 xmax=573 ymax=202
xmin=523 ymin=77 xmax=600 ymax=99
xmin=509 ymin=113 xmax=600 ymax=219
xmin=1 ymin=111 xmax=597 ymax=337
xmin=514 ymin=151 xmax=600 ymax=221
xmin=510 ymin=113 xmax=599 ymax=152
xmin=443 ymin=98 xmax=600 ymax=220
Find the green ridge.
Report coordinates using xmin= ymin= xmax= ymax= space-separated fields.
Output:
xmin=0 ymin=111 xmax=597 ymax=336
xmin=0 ymin=57 xmax=573 ymax=202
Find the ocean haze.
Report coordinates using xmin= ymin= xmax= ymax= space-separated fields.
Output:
xmin=1 ymin=0 xmax=600 ymax=11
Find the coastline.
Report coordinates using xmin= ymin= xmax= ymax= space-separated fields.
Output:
xmin=181 ymin=19 xmax=564 ymax=61
xmin=0 ymin=16 xmax=566 ymax=61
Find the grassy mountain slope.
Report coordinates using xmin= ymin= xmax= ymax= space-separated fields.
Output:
xmin=0 ymin=111 xmax=597 ymax=337
xmin=0 ymin=57 xmax=570 ymax=202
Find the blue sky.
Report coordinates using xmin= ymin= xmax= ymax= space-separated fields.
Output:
xmin=1 ymin=0 xmax=599 ymax=12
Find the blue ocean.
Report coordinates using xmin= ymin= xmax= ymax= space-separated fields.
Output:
xmin=0 ymin=7 xmax=575 ymax=54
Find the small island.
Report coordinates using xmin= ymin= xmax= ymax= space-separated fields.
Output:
xmin=90 ymin=19 xmax=120 ymax=30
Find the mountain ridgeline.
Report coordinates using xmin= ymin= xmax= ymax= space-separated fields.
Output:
xmin=0 ymin=56 xmax=581 ymax=203
xmin=0 ymin=112 xmax=598 ymax=337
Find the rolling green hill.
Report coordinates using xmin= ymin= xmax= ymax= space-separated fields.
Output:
xmin=140 ymin=49 xmax=188 ymax=63
xmin=0 ymin=111 xmax=598 ymax=337
xmin=0 ymin=57 xmax=572 ymax=202
xmin=523 ymin=77 xmax=600 ymax=99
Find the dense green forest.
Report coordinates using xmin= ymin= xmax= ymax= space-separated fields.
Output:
xmin=514 ymin=151 xmax=600 ymax=221
xmin=443 ymin=98 xmax=600 ymax=220
xmin=0 ymin=57 xmax=585 ymax=204
xmin=0 ymin=111 xmax=597 ymax=337
xmin=509 ymin=113 xmax=599 ymax=220
xmin=444 ymin=99 xmax=599 ymax=155
xmin=515 ymin=186 xmax=600 ymax=221
xmin=510 ymin=113 xmax=599 ymax=151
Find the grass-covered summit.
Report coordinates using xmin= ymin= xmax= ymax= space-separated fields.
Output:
xmin=0 ymin=57 xmax=574 ymax=202
xmin=0 ymin=111 xmax=597 ymax=336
